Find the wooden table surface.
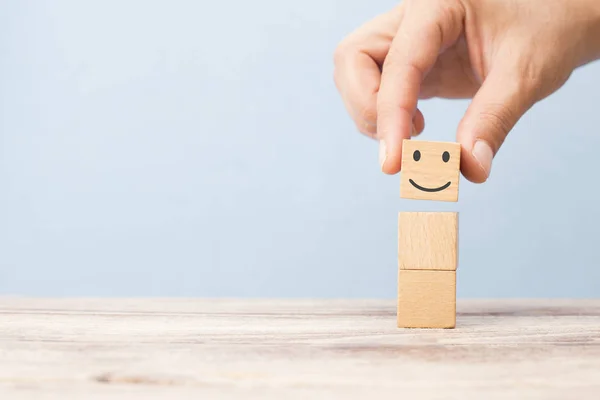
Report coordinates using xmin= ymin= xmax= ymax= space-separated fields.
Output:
xmin=1 ymin=298 xmax=599 ymax=399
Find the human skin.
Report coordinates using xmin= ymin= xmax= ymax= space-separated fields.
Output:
xmin=333 ymin=0 xmax=600 ymax=183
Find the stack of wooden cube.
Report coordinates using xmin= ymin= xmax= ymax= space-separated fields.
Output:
xmin=397 ymin=139 xmax=461 ymax=329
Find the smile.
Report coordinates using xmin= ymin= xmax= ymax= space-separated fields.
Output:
xmin=409 ymin=179 xmax=451 ymax=193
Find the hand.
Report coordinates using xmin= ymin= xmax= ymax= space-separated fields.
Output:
xmin=334 ymin=0 xmax=600 ymax=182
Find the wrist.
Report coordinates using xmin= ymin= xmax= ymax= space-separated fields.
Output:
xmin=581 ymin=0 xmax=600 ymax=64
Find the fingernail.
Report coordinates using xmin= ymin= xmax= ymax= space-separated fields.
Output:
xmin=472 ymin=140 xmax=494 ymax=178
xmin=379 ymin=140 xmax=387 ymax=170
xmin=411 ymin=124 xmax=418 ymax=136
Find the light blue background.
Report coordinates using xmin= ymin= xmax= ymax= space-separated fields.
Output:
xmin=1 ymin=1 xmax=599 ymax=298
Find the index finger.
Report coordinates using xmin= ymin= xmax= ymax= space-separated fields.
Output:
xmin=377 ymin=0 xmax=464 ymax=174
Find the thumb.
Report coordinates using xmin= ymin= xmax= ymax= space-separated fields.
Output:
xmin=457 ymin=65 xmax=537 ymax=183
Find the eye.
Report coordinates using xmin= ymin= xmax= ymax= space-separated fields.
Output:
xmin=442 ymin=151 xmax=450 ymax=163
xmin=413 ymin=150 xmax=421 ymax=162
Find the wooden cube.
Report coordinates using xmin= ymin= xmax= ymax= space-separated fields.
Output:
xmin=398 ymin=212 xmax=458 ymax=271
xmin=397 ymin=270 xmax=456 ymax=329
xmin=400 ymin=139 xmax=461 ymax=202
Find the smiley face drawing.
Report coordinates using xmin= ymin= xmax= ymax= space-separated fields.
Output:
xmin=400 ymin=139 xmax=461 ymax=202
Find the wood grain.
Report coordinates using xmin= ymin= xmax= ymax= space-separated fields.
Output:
xmin=398 ymin=212 xmax=458 ymax=271
xmin=398 ymin=270 xmax=456 ymax=328
xmin=400 ymin=139 xmax=461 ymax=202
xmin=1 ymin=298 xmax=600 ymax=399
